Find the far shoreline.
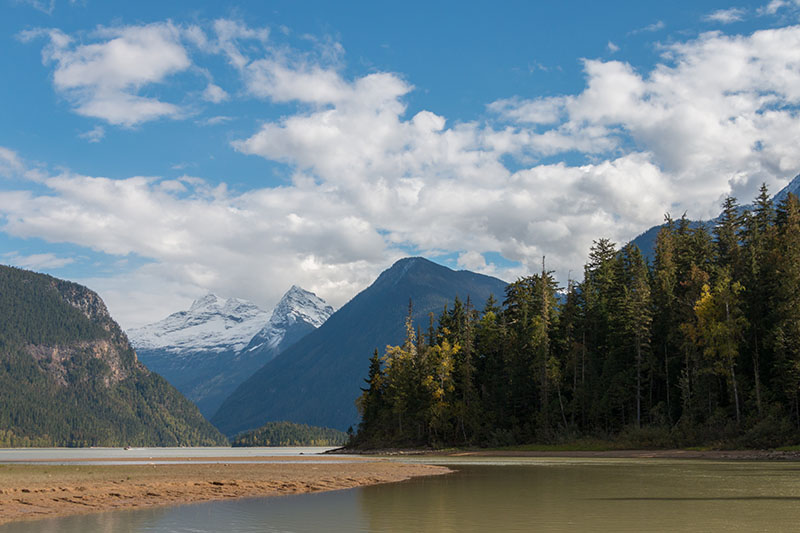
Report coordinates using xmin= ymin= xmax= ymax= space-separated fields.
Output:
xmin=338 ymin=447 xmax=800 ymax=461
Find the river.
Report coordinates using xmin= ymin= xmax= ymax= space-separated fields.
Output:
xmin=3 ymin=456 xmax=800 ymax=531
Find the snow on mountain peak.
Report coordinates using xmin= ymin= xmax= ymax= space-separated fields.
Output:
xmin=128 ymin=286 xmax=334 ymax=359
xmin=245 ymin=286 xmax=335 ymax=353
xmin=129 ymin=294 xmax=270 ymax=354
xmin=273 ymin=286 xmax=334 ymax=328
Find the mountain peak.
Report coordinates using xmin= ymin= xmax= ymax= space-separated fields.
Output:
xmin=374 ymin=256 xmax=451 ymax=289
xmin=128 ymin=295 xmax=269 ymax=354
xmin=392 ymin=256 xmax=435 ymax=268
xmin=238 ymin=286 xmax=334 ymax=361
xmin=189 ymin=293 xmax=223 ymax=311
xmin=267 ymin=286 xmax=334 ymax=331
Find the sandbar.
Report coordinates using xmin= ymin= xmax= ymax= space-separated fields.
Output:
xmin=0 ymin=458 xmax=450 ymax=525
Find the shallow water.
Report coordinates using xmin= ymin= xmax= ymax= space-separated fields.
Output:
xmin=4 ymin=458 xmax=800 ymax=532
xmin=0 ymin=446 xmax=342 ymax=464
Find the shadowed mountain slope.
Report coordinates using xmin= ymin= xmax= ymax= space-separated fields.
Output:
xmin=211 ymin=257 xmax=508 ymax=434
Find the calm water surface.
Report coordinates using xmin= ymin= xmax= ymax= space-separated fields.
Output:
xmin=0 ymin=447 xmax=342 ymax=464
xmin=4 ymin=458 xmax=800 ymax=532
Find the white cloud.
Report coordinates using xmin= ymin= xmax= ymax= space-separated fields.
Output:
xmin=202 ymin=83 xmax=228 ymax=103
xmin=630 ymin=20 xmax=665 ymax=35
xmin=24 ymin=22 xmax=191 ymax=126
xmin=759 ymin=0 xmax=789 ymax=15
xmin=488 ymin=96 xmax=567 ymax=125
xmin=607 ymin=41 xmax=620 ymax=53
xmin=705 ymin=7 xmax=747 ymax=24
xmin=198 ymin=115 xmax=233 ymax=126
xmin=79 ymin=125 xmax=105 ymax=143
xmin=3 ymin=252 xmax=74 ymax=269
xmin=6 ymin=23 xmax=800 ymax=328
xmin=0 ymin=147 xmax=25 ymax=177
xmin=209 ymin=18 xmax=270 ymax=70
xmin=497 ymin=26 xmax=800 ymax=214
xmin=0 ymin=169 xmax=396 ymax=328
xmin=18 ymin=0 xmax=55 ymax=14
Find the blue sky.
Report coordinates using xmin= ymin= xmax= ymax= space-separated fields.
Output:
xmin=2 ymin=0 xmax=800 ymax=327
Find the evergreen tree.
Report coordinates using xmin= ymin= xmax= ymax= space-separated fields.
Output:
xmin=772 ymin=193 xmax=800 ymax=426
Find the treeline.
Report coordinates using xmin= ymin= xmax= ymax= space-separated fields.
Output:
xmin=354 ymin=186 xmax=800 ymax=449
xmin=232 ymin=421 xmax=348 ymax=447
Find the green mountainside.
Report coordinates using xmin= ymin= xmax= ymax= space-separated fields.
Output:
xmin=0 ymin=265 xmax=227 ymax=447
xmin=231 ymin=421 xmax=347 ymax=447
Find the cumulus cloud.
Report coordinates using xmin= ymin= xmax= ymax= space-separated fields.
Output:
xmin=495 ymin=26 xmax=800 ymax=215
xmin=21 ymin=23 xmax=191 ymax=126
xmin=230 ymin=24 xmax=800 ymax=283
xmin=0 ymin=168 xmax=396 ymax=327
xmin=5 ymin=23 xmax=800 ymax=327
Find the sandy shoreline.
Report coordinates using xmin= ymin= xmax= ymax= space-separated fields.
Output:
xmin=0 ymin=458 xmax=450 ymax=526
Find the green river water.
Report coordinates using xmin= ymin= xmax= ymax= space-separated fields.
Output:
xmin=3 ymin=458 xmax=800 ymax=532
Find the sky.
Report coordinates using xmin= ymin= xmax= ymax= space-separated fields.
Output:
xmin=2 ymin=0 xmax=800 ymax=329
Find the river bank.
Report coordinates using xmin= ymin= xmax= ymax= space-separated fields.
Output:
xmin=345 ymin=447 xmax=800 ymax=460
xmin=0 ymin=459 xmax=450 ymax=525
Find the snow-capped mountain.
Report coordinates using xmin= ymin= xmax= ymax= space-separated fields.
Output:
xmin=128 ymin=288 xmax=333 ymax=419
xmin=129 ymin=294 xmax=271 ymax=355
xmin=243 ymin=286 xmax=335 ymax=356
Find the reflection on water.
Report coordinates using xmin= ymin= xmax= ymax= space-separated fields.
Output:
xmin=360 ymin=460 xmax=800 ymax=532
xmin=0 ymin=491 xmax=366 ymax=533
xmin=4 ymin=459 xmax=800 ymax=532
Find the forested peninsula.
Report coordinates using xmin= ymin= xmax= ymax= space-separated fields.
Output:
xmin=231 ymin=421 xmax=347 ymax=447
xmin=354 ymin=187 xmax=800 ymax=449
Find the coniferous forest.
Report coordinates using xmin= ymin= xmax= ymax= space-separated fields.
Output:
xmin=231 ymin=421 xmax=348 ymax=447
xmin=354 ymin=187 xmax=800 ymax=449
xmin=0 ymin=265 xmax=227 ymax=447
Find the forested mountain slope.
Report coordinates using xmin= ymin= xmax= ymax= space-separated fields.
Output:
xmin=0 ymin=265 xmax=226 ymax=446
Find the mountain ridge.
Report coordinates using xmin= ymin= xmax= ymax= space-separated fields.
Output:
xmin=211 ymin=257 xmax=508 ymax=434
xmin=130 ymin=286 xmax=334 ymax=418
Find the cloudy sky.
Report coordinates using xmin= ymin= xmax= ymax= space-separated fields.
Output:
xmin=2 ymin=0 xmax=800 ymax=328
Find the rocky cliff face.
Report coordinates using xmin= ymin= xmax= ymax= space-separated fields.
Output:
xmin=34 ymin=278 xmax=141 ymax=386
